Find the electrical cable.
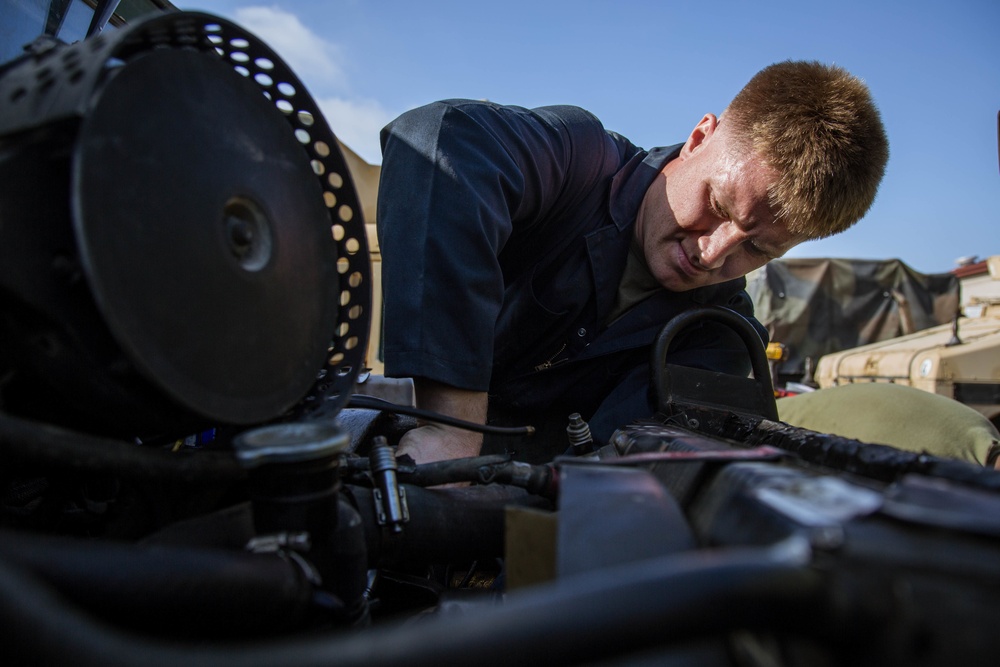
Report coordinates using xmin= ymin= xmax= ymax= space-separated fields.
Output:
xmin=347 ymin=394 xmax=534 ymax=437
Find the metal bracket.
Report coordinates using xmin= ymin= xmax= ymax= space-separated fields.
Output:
xmin=373 ymin=485 xmax=410 ymax=528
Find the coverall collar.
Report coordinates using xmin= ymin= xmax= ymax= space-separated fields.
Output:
xmin=608 ymin=143 xmax=683 ymax=231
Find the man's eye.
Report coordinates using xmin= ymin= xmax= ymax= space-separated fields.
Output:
xmin=710 ymin=197 xmax=726 ymax=219
xmin=746 ymin=241 xmax=772 ymax=258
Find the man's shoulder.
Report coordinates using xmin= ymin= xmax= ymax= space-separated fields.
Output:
xmin=432 ymin=100 xmax=631 ymax=148
xmin=426 ymin=99 xmax=598 ymax=126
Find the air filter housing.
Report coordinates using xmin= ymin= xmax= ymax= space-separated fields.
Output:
xmin=0 ymin=12 xmax=370 ymax=436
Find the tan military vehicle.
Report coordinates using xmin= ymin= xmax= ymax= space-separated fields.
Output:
xmin=816 ymin=256 xmax=1000 ymax=428
xmin=747 ymin=257 xmax=961 ymax=390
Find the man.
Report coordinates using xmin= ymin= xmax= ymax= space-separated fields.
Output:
xmin=376 ymin=60 xmax=888 ymax=464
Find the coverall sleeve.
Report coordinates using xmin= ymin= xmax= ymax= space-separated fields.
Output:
xmin=376 ymin=100 xmax=614 ymax=390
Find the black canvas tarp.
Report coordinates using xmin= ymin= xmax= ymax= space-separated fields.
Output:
xmin=747 ymin=258 xmax=960 ymax=379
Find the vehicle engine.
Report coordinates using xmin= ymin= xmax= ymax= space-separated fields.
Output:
xmin=1 ymin=11 xmax=998 ymax=666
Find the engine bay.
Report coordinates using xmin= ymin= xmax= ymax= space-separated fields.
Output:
xmin=1 ymin=11 xmax=999 ymax=666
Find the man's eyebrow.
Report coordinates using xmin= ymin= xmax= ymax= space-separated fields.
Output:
xmin=714 ymin=181 xmax=775 ymax=238
xmin=709 ymin=185 xmax=733 ymax=219
xmin=717 ymin=190 xmax=755 ymax=232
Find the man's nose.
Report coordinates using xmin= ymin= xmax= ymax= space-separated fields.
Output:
xmin=697 ymin=223 xmax=747 ymax=269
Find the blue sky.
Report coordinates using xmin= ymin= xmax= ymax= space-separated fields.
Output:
xmin=183 ymin=0 xmax=999 ymax=273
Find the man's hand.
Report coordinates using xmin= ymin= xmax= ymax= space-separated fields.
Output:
xmin=396 ymin=378 xmax=487 ymax=464
xmin=397 ymin=423 xmax=482 ymax=464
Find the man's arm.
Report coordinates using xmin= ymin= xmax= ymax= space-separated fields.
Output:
xmin=377 ymin=101 xmax=617 ymax=463
xmin=396 ymin=379 xmax=487 ymax=464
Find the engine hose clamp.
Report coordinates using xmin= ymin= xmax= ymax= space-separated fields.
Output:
xmin=369 ymin=436 xmax=410 ymax=533
xmin=246 ymin=531 xmax=322 ymax=587
xmin=372 ymin=485 xmax=410 ymax=529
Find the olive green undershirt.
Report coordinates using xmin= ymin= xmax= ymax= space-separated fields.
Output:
xmin=606 ymin=238 xmax=663 ymax=326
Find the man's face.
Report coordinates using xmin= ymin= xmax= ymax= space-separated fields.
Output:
xmin=636 ymin=114 xmax=804 ymax=292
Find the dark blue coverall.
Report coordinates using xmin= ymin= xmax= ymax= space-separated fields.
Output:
xmin=377 ymin=100 xmax=763 ymax=460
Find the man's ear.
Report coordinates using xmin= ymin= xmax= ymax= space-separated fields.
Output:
xmin=679 ymin=113 xmax=718 ymax=158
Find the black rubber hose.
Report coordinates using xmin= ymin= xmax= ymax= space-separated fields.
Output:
xmin=0 ymin=530 xmax=314 ymax=637
xmin=347 ymin=483 xmax=553 ymax=567
xmin=394 ymin=454 xmax=513 ymax=486
xmin=142 ymin=485 xmax=553 ymax=568
xmin=388 ymin=454 xmax=555 ymax=496
xmin=0 ymin=539 xmax=846 ymax=667
xmin=0 ymin=410 xmax=244 ymax=482
xmin=345 ymin=453 xmax=510 ymax=482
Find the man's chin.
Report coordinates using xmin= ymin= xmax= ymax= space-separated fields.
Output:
xmin=656 ymin=266 xmax=709 ymax=292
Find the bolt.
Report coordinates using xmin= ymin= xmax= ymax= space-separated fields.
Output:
xmin=227 ymin=216 xmax=254 ymax=255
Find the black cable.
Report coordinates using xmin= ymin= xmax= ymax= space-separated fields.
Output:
xmin=347 ymin=394 xmax=534 ymax=437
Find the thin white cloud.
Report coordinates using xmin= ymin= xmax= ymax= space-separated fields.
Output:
xmin=317 ymin=96 xmax=392 ymax=165
xmin=233 ymin=5 xmax=346 ymax=88
xmin=225 ymin=5 xmax=392 ymax=163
